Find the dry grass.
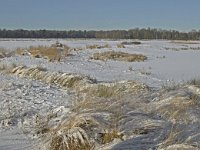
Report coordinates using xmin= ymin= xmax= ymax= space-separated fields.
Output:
xmin=16 ymin=48 xmax=27 ymax=55
xmin=86 ymin=44 xmax=111 ymax=49
xmin=89 ymin=84 xmax=119 ymax=98
xmin=155 ymin=95 xmax=199 ymax=124
xmin=159 ymin=126 xmax=183 ymax=149
xmin=101 ymin=129 xmax=123 ymax=144
xmin=50 ymin=127 xmax=94 ymax=150
xmin=9 ymin=65 xmax=151 ymax=149
xmin=117 ymin=43 xmax=125 ymax=48
xmin=15 ymin=44 xmax=71 ymax=62
xmin=28 ymin=46 xmax=62 ymax=61
xmin=91 ymin=51 xmax=147 ymax=62
xmin=45 ymin=115 xmax=97 ymax=150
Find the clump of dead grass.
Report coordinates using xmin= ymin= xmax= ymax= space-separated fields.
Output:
xmin=50 ymin=127 xmax=94 ymax=150
xmin=91 ymin=51 xmax=147 ymax=62
xmin=91 ymin=84 xmax=119 ymax=98
xmin=28 ymin=46 xmax=62 ymax=61
xmin=15 ymin=43 xmax=71 ymax=62
xmin=154 ymin=94 xmax=199 ymax=124
xmin=101 ymin=129 xmax=123 ymax=144
xmin=117 ymin=43 xmax=125 ymax=48
xmin=86 ymin=44 xmax=111 ymax=49
xmin=47 ymin=115 xmax=97 ymax=150
xmin=15 ymin=48 xmax=28 ymax=55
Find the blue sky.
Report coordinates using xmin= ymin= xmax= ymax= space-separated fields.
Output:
xmin=0 ymin=0 xmax=199 ymax=31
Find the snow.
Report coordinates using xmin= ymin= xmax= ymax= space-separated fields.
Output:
xmin=0 ymin=74 xmax=71 ymax=149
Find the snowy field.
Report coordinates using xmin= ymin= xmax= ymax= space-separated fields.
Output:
xmin=1 ymin=39 xmax=200 ymax=87
xmin=0 ymin=39 xmax=200 ymax=149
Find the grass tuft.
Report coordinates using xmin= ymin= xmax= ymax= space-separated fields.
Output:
xmin=48 ymin=115 xmax=96 ymax=150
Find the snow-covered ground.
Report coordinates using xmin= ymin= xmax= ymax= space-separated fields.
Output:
xmin=1 ymin=39 xmax=200 ymax=87
xmin=0 ymin=39 xmax=200 ymax=149
xmin=0 ymin=74 xmax=71 ymax=149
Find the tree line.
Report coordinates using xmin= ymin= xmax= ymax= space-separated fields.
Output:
xmin=0 ymin=28 xmax=200 ymax=40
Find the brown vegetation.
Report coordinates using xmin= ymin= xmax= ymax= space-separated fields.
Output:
xmin=48 ymin=116 xmax=96 ymax=150
xmin=15 ymin=44 xmax=71 ymax=62
xmin=117 ymin=43 xmax=125 ymax=48
xmin=152 ymin=94 xmax=199 ymax=124
xmin=9 ymin=65 xmax=200 ymax=149
xmin=91 ymin=51 xmax=147 ymax=62
xmin=86 ymin=44 xmax=111 ymax=49
xmin=101 ymin=129 xmax=123 ymax=144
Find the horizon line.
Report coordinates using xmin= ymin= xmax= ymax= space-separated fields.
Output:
xmin=1 ymin=27 xmax=200 ymax=33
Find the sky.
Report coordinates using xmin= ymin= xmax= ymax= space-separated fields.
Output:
xmin=0 ymin=0 xmax=199 ymax=31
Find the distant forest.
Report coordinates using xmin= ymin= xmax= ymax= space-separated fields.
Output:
xmin=0 ymin=28 xmax=200 ymax=40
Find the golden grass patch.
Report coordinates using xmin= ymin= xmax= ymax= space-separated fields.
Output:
xmin=15 ymin=44 xmax=71 ymax=62
xmin=91 ymin=51 xmax=147 ymax=62
xmin=48 ymin=115 xmax=97 ymax=150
